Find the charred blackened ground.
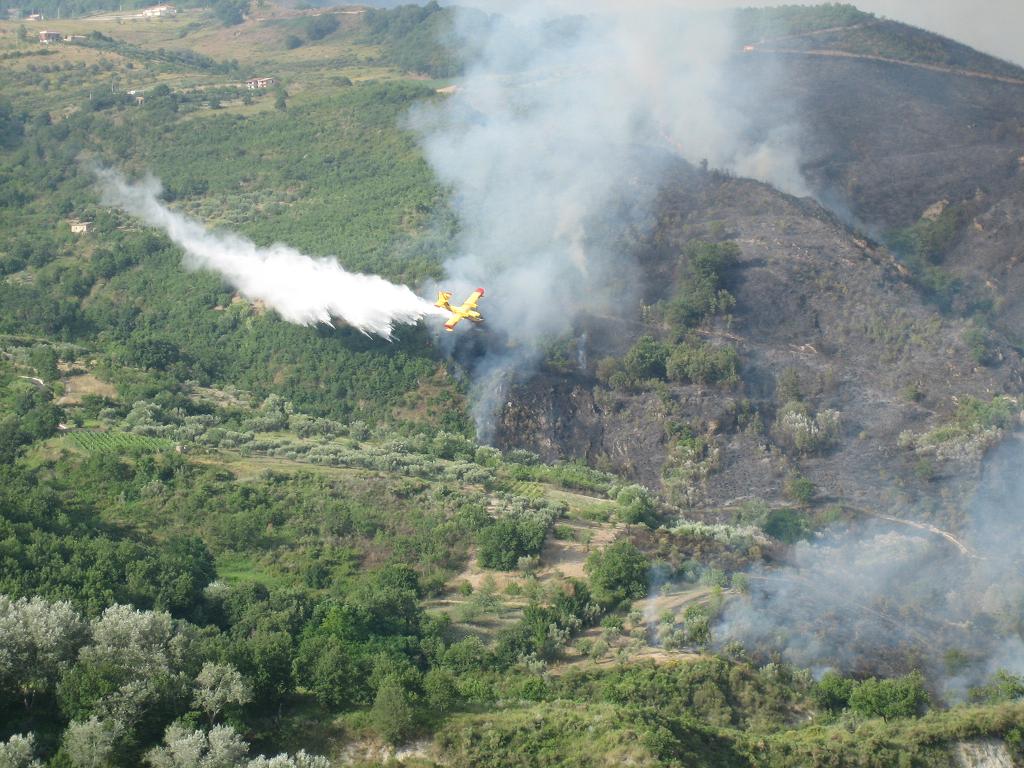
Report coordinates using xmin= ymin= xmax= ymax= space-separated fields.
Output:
xmin=730 ymin=21 xmax=1024 ymax=232
xmin=493 ymin=163 xmax=1024 ymax=518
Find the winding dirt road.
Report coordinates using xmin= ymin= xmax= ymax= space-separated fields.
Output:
xmin=745 ymin=47 xmax=1024 ymax=87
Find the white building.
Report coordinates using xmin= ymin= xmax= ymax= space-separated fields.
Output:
xmin=142 ymin=4 xmax=176 ymax=17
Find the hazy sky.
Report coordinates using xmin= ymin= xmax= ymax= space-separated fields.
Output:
xmin=466 ymin=1 xmax=1023 ymax=67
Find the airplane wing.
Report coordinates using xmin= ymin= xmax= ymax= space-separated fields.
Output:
xmin=456 ymin=288 xmax=485 ymax=312
xmin=443 ymin=315 xmax=463 ymax=332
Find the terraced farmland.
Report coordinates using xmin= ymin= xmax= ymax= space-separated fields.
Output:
xmin=65 ymin=430 xmax=174 ymax=454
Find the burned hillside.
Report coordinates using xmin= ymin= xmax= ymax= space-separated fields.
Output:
xmin=493 ymin=164 xmax=1024 ymax=522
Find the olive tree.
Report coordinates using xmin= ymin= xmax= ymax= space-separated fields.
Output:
xmin=0 ymin=596 xmax=88 ymax=710
xmin=63 ymin=718 xmax=122 ymax=768
xmin=146 ymin=724 xmax=248 ymax=768
xmin=0 ymin=733 xmax=42 ymax=768
xmin=193 ymin=663 xmax=252 ymax=726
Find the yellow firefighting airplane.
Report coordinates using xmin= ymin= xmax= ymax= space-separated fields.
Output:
xmin=435 ymin=288 xmax=485 ymax=331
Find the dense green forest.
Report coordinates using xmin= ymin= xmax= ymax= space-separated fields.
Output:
xmin=1 ymin=2 xmax=1023 ymax=766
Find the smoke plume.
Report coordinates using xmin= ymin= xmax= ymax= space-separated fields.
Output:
xmin=412 ymin=3 xmax=808 ymax=437
xmin=96 ymin=169 xmax=445 ymax=339
xmin=717 ymin=437 xmax=1024 ymax=691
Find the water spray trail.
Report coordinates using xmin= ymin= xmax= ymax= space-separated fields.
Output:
xmin=97 ymin=168 xmax=446 ymax=339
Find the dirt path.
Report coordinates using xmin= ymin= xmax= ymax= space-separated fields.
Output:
xmin=847 ymin=504 xmax=980 ymax=559
xmin=744 ymin=21 xmax=878 ymax=47
xmin=18 ymin=375 xmax=46 ymax=389
xmin=871 ymin=513 xmax=979 ymax=559
xmin=745 ymin=47 xmax=1024 ymax=87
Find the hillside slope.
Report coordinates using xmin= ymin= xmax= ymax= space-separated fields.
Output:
xmin=495 ymin=163 xmax=1023 ymax=519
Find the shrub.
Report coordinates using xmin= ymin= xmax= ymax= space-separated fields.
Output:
xmin=760 ymin=508 xmax=809 ymax=544
xmin=666 ymin=342 xmax=739 ymax=385
xmin=954 ymin=396 xmax=1017 ymax=431
xmin=622 ymin=336 xmax=670 ymax=382
xmin=774 ymin=402 xmax=841 ymax=454
xmin=775 ymin=368 xmax=802 ymax=404
xmin=783 ymin=473 xmax=815 ymax=505
xmin=615 ymin=485 xmax=657 ymax=527
xmin=914 ymin=458 xmax=935 ymax=481
xmin=665 ymin=241 xmax=739 ymax=330
xmin=730 ymin=573 xmax=749 ymax=594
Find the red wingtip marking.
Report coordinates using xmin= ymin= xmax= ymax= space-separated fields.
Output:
xmin=476 ymin=288 xmax=485 ymax=296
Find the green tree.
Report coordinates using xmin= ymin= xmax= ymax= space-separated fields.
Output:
xmin=477 ymin=517 xmax=547 ymax=570
xmin=146 ymin=724 xmax=247 ymax=768
xmin=0 ymin=100 xmax=25 ymax=150
xmin=28 ymin=347 xmax=59 ymax=381
xmin=665 ymin=241 xmax=738 ymax=330
xmin=585 ymin=541 xmax=648 ymax=608
xmin=234 ymin=630 xmax=294 ymax=701
xmin=213 ymin=0 xmax=248 ymax=26
xmin=423 ymin=668 xmax=459 ymax=713
xmin=848 ymin=672 xmax=929 ymax=721
xmin=968 ymin=670 xmax=1024 ymax=704
xmin=813 ymin=671 xmax=856 ymax=714
xmin=0 ymin=415 xmax=25 ymax=464
xmin=305 ymin=13 xmax=339 ymax=41
xmin=0 ymin=596 xmax=88 ymax=711
xmin=371 ymin=676 xmax=415 ymax=745
xmin=62 ymin=717 xmax=121 ymax=768
xmin=292 ymin=634 xmax=362 ymax=710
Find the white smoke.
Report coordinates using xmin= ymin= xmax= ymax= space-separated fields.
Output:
xmin=96 ymin=169 xmax=446 ymax=339
xmin=717 ymin=437 xmax=1024 ymax=691
xmin=412 ymin=3 xmax=809 ymax=436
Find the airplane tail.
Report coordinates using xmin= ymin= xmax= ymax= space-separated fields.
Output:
xmin=435 ymin=291 xmax=453 ymax=311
